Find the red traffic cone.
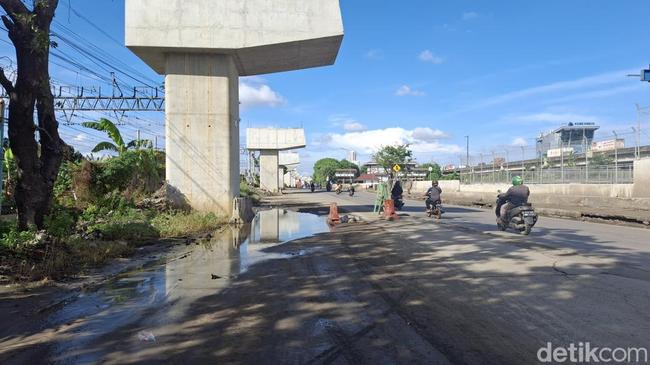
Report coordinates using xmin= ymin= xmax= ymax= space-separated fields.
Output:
xmin=384 ymin=199 xmax=398 ymax=220
xmin=328 ymin=203 xmax=341 ymax=225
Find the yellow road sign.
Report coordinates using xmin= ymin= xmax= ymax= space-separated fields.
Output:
xmin=393 ymin=164 xmax=401 ymax=172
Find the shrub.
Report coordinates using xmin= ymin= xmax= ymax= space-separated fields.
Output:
xmin=151 ymin=211 xmax=226 ymax=238
xmin=44 ymin=205 xmax=78 ymax=238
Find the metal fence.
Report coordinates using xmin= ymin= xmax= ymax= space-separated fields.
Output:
xmin=460 ymin=165 xmax=634 ymax=185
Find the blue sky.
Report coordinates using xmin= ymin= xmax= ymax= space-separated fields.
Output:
xmin=2 ymin=0 xmax=650 ymax=174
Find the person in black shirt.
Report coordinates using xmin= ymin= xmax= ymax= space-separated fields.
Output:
xmin=498 ymin=176 xmax=530 ymax=223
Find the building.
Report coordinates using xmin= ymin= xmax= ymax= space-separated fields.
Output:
xmin=536 ymin=123 xmax=600 ymax=157
xmin=346 ymin=150 xmax=360 ymax=167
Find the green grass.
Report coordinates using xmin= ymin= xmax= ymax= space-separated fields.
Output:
xmin=151 ymin=211 xmax=227 ymax=238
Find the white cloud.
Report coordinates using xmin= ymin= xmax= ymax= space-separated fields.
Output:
xmin=419 ymin=50 xmax=444 ymax=64
xmin=516 ymin=112 xmax=599 ymax=124
xmin=462 ymin=12 xmax=479 ymax=21
xmin=512 ymin=137 xmax=529 ymax=147
xmin=320 ymin=127 xmax=460 ymax=155
xmin=412 ymin=127 xmax=450 ymax=142
xmin=365 ymin=49 xmax=384 ymax=60
xmin=239 ymin=78 xmax=285 ymax=109
xmin=472 ymin=69 xmax=635 ymax=110
xmin=343 ymin=122 xmax=368 ymax=132
xmin=74 ymin=134 xmax=87 ymax=142
xmin=396 ymin=85 xmax=425 ymax=97
xmin=329 ymin=114 xmax=368 ymax=132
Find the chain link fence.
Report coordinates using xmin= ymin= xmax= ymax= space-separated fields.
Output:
xmin=460 ymin=165 xmax=634 ymax=185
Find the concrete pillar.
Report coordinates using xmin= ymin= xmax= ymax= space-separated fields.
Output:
xmin=278 ymin=167 xmax=285 ymax=189
xmin=165 ymin=53 xmax=240 ymax=214
xmin=260 ymin=150 xmax=280 ymax=193
xmin=258 ymin=209 xmax=280 ymax=243
xmin=633 ymin=158 xmax=650 ymax=198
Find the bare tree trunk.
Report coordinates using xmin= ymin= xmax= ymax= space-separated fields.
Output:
xmin=0 ymin=0 xmax=63 ymax=230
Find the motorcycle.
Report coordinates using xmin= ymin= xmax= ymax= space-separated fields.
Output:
xmin=335 ymin=185 xmax=342 ymax=195
xmin=426 ymin=200 xmax=443 ymax=219
xmin=310 ymin=184 xmax=315 ymax=193
xmin=349 ymin=186 xmax=355 ymax=197
xmin=496 ymin=194 xmax=538 ymax=235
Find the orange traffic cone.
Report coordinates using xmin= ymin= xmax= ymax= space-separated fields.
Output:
xmin=384 ymin=199 xmax=398 ymax=220
xmin=328 ymin=203 xmax=341 ymax=225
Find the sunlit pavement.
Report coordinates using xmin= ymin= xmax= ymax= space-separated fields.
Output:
xmin=1 ymin=190 xmax=649 ymax=364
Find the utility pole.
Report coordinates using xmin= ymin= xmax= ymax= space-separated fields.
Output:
xmin=583 ymin=131 xmax=589 ymax=183
xmin=613 ymin=130 xmax=619 ymax=184
xmin=637 ymin=106 xmax=640 ymax=160
xmin=465 ymin=135 xmax=470 ymax=179
xmin=521 ymin=146 xmax=525 ymax=175
xmin=481 ymin=153 xmax=484 ymax=184
xmin=491 ymin=151 xmax=496 ymax=184
xmin=560 ymin=140 xmax=564 ymax=184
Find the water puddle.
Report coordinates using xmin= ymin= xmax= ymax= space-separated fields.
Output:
xmin=41 ymin=209 xmax=329 ymax=363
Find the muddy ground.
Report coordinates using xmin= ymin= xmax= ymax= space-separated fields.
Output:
xmin=1 ymin=192 xmax=649 ymax=364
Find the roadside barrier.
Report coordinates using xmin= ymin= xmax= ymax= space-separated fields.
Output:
xmin=328 ymin=203 xmax=341 ymax=225
xmin=384 ymin=199 xmax=398 ymax=221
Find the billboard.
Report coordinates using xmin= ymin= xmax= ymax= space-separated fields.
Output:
xmin=547 ymin=147 xmax=574 ymax=158
xmin=591 ymin=139 xmax=625 ymax=153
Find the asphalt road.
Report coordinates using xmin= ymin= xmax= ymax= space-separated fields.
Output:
xmin=1 ymin=190 xmax=649 ymax=364
xmin=321 ymin=189 xmax=650 ymax=267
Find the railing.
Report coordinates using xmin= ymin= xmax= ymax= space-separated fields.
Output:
xmin=460 ymin=165 xmax=634 ymax=185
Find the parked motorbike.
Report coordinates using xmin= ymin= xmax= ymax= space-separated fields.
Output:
xmin=426 ymin=200 xmax=443 ymax=219
xmin=495 ymin=194 xmax=538 ymax=235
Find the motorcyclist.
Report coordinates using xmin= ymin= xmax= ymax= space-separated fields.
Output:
xmin=423 ymin=180 xmax=442 ymax=212
xmin=326 ymin=181 xmax=332 ymax=192
xmin=391 ymin=179 xmax=404 ymax=209
xmin=497 ymin=176 xmax=530 ymax=224
xmin=310 ymin=181 xmax=315 ymax=192
xmin=391 ymin=179 xmax=403 ymax=200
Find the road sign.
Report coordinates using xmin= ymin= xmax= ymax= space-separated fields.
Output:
xmin=393 ymin=164 xmax=401 ymax=173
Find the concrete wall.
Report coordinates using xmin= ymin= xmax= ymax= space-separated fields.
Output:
xmin=409 ymin=180 xmax=650 ymax=220
xmin=126 ymin=0 xmax=344 ymax=75
xmin=165 ymin=53 xmax=239 ymax=214
xmin=633 ymin=158 xmax=650 ymax=198
xmin=411 ymin=181 xmax=635 ymax=199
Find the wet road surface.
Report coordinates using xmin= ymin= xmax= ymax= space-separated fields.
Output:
xmin=1 ymin=194 xmax=649 ymax=364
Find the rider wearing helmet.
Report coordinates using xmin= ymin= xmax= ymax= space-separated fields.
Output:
xmin=498 ymin=176 xmax=530 ymax=224
xmin=424 ymin=180 xmax=442 ymax=212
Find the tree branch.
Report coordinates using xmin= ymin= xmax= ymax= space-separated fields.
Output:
xmin=0 ymin=0 xmax=29 ymax=23
xmin=0 ymin=67 xmax=15 ymax=93
xmin=34 ymin=0 xmax=58 ymax=23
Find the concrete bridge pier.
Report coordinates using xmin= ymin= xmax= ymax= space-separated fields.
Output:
xmin=165 ymin=53 xmax=240 ymax=213
xmin=247 ymin=129 xmax=305 ymax=193
xmin=259 ymin=150 xmax=280 ymax=193
xmin=126 ymin=0 xmax=343 ymax=214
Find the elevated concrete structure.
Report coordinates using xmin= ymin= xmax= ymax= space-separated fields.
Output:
xmin=247 ymin=128 xmax=305 ymax=192
xmin=280 ymin=152 xmax=301 ymax=188
xmin=125 ymin=0 xmax=343 ymax=214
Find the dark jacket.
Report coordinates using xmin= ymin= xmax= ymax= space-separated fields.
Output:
xmin=391 ymin=182 xmax=403 ymax=198
xmin=503 ymin=185 xmax=530 ymax=206
xmin=426 ymin=186 xmax=442 ymax=202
